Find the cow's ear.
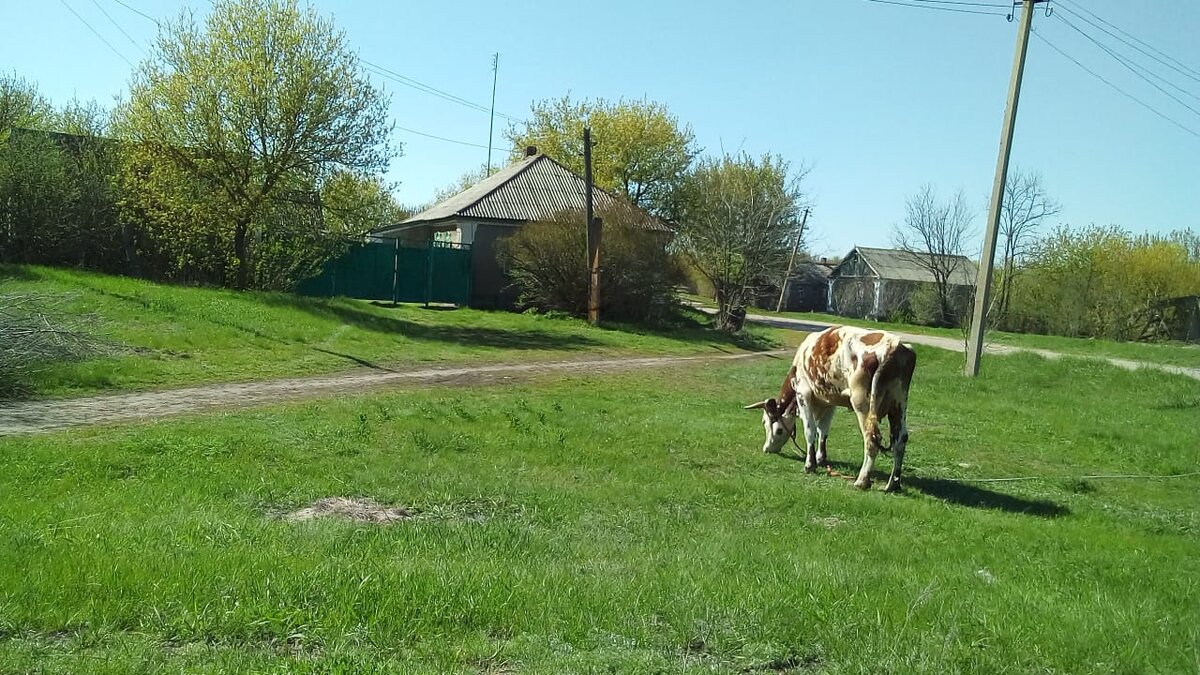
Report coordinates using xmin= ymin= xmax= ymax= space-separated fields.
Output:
xmin=743 ymin=400 xmax=769 ymax=410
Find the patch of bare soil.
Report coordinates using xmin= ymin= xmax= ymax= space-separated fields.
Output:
xmin=284 ymin=497 xmax=413 ymax=523
xmin=811 ymin=516 xmax=845 ymax=529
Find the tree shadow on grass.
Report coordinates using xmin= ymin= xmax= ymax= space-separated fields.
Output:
xmin=774 ymin=455 xmax=1069 ymax=518
xmin=0 ymin=264 xmax=45 ymax=281
xmin=260 ymin=295 xmax=604 ymax=351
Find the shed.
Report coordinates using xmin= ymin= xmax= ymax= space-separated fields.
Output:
xmin=828 ymin=246 xmax=978 ymax=320
xmin=371 ymin=148 xmax=668 ymax=308
xmin=778 ymin=258 xmax=837 ymax=312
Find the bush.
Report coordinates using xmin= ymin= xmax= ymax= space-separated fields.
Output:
xmin=497 ymin=205 xmax=680 ymax=323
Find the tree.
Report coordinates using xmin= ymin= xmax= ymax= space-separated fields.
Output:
xmin=432 ymin=163 xmax=498 ymax=203
xmin=507 ymin=96 xmax=697 ymax=218
xmin=996 ymin=167 xmax=1060 ymax=321
xmin=320 ymin=171 xmax=410 ymax=236
xmin=892 ymin=185 xmax=974 ymax=327
xmin=118 ymin=0 xmax=394 ymax=288
xmin=0 ymin=72 xmax=52 ymax=140
xmin=675 ymin=152 xmax=808 ymax=330
xmin=1013 ymin=226 xmax=1200 ymax=339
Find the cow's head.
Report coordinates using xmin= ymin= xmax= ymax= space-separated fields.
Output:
xmin=744 ymin=397 xmax=796 ymax=454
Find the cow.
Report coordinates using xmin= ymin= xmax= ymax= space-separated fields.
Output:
xmin=745 ymin=326 xmax=917 ymax=492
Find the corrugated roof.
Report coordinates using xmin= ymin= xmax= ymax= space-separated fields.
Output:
xmin=389 ymin=153 xmax=669 ymax=231
xmin=847 ymin=246 xmax=978 ymax=285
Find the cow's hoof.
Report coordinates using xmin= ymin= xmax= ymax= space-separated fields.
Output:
xmin=804 ymin=463 xmax=817 ymax=474
xmin=884 ymin=480 xmax=902 ymax=493
xmin=852 ymin=479 xmax=871 ymax=490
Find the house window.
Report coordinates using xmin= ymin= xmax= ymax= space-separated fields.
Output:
xmin=433 ymin=230 xmax=454 ymax=244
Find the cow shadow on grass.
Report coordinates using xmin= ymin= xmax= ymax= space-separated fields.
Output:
xmin=775 ymin=455 xmax=1069 ymax=518
xmin=903 ymin=476 xmax=1069 ymax=518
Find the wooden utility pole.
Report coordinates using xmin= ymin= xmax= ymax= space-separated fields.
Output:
xmin=486 ymin=53 xmax=499 ymax=173
xmin=776 ymin=207 xmax=811 ymax=312
xmin=584 ymin=127 xmax=602 ymax=325
xmin=965 ymin=0 xmax=1043 ymax=376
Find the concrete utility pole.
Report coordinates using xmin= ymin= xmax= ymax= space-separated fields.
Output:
xmin=584 ymin=127 xmax=602 ymax=325
xmin=965 ymin=0 xmax=1044 ymax=377
xmin=776 ymin=207 xmax=811 ymax=313
xmin=486 ymin=53 xmax=499 ymax=173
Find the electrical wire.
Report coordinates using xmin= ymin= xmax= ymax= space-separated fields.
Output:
xmin=956 ymin=471 xmax=1200 ymax=483
xmin=90 ymin=0 xmax=146 ymax=56
xmin=57 ymin=0 xmax=135 ymax=68
xmin=907 ymin=0 xmax=1010 ymax=7
xmin=362 ymin=60 xmax=524 ymax=124
xmin=1054 ymin=13 xmax=1200 ymax=119
xmin=860 ymin=0 xmax=1009 ymax=17
xmin=1031 ymin=29 xmax=1200 ymax=139
xmin=395 ymin=124 xmax=509 ymax=153
xmin=1056 ymin=0 xmax=1200 ymax=83
xmin=110 ymin=0 xmax=159 ymax=25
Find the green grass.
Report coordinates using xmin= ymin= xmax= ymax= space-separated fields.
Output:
xmin=1 ymin=265 xmax=795 ymax=398
xmin=1 ymin=348 xmax=1197 ymax=673
xmin=682 ymin=293 xmax=1200 ymax=369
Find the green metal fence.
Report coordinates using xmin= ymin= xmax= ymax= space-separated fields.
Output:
xmin=297 ymin=240 xmax=472 ymax=306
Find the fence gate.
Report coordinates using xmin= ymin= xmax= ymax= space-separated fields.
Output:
xmin=297 ymin=240 xmax=472 ymax=306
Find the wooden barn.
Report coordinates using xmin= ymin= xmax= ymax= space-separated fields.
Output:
xmin=828 ymin=246 xmax=977 ymax=320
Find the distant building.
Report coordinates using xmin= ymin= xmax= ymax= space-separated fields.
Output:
xmin=776 ymin=257 xmax=837 ymax=312
xmin=370 ymin=148 xmax=668 ymax=308
xmin=828 ymin=246 xmax=977 ymax=320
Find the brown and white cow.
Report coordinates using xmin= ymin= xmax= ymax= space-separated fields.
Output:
xmin=746 ymin=326 xmax=917 ymax=492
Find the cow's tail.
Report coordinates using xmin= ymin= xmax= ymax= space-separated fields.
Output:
xmin=866 ymin=344 xmax=916 ymax=452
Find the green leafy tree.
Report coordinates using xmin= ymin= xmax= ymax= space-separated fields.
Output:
xmin=320 ymin=171 xmax=410 ymax=236
xmin=0 ymin=72 xmax=53 ymax=140
xmin=1013 ymin=226 xmax=1200 ymax=339
xmin=674 ymin=152 xmax=808 ymax=330
xmin=0 ymin=131 xmax=71 ymax=263
xmin=507 ymin=96 xmax=697 ymax=218
xmin=118 ymin=0 xmax=394 ymax=288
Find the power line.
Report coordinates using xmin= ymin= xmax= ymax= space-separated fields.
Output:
xmin=110 ymin=0 xmax=159 ymax=25
xmin=1031 ymin=29 xmax=1200 ymax=139
xmin=395 ymin=124 xmax=509 ymax=153
xmin=907 ymin=0 xmax=1010 ymax=7
xmin=1054 ymin=13 xmax=1200 ymax=119
xmin=57 ymin=0 xmax=134 ymax=68
xmin=90 ymin=0 xmax=146 ymax=56
xmin=860 ymin=0 xmax=1009 ymax=17
xmin=1056 ymin=0 xmax=1200 ymax=83
xmin=362 ymin=59 xmax=524 ymax=124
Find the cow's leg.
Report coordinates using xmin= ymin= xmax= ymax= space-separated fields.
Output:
xmin=815 ymin=406 xmax=835 ymax=467
xmin=851 ymin=394 xmax=877 ymax=490
xmin=884 ymin=407 xmax=909 ymax=493
xmin=801 ymin=405 xmax=820 ymax=473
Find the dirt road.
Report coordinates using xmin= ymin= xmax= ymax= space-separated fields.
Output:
xmin=0 ymin=351 xmax=786 ymax=436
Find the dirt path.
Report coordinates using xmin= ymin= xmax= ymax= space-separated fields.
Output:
xmin=738 ymin=311 xmax=1200 ymax=381
xmin=0 ymin=351 xmax=787 ymax=436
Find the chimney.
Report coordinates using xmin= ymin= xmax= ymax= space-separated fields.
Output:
xmin=524 ymin=145 xmax=538 ymax=157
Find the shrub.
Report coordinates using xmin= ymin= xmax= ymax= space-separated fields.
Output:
xmin=497 ymin=205 xmax=680 ymax=323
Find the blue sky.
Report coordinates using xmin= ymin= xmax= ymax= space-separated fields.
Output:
xmin=2 ymin=0 xmax=1198 ymax=257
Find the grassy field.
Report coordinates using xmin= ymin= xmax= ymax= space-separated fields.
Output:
xmin=681 ymin=294 xmax=1200 ymax=369
xmin=1 ymin=266 xmax=795 ymax=398
xmin=1 ymin=347 xmax=1197 ymax=673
